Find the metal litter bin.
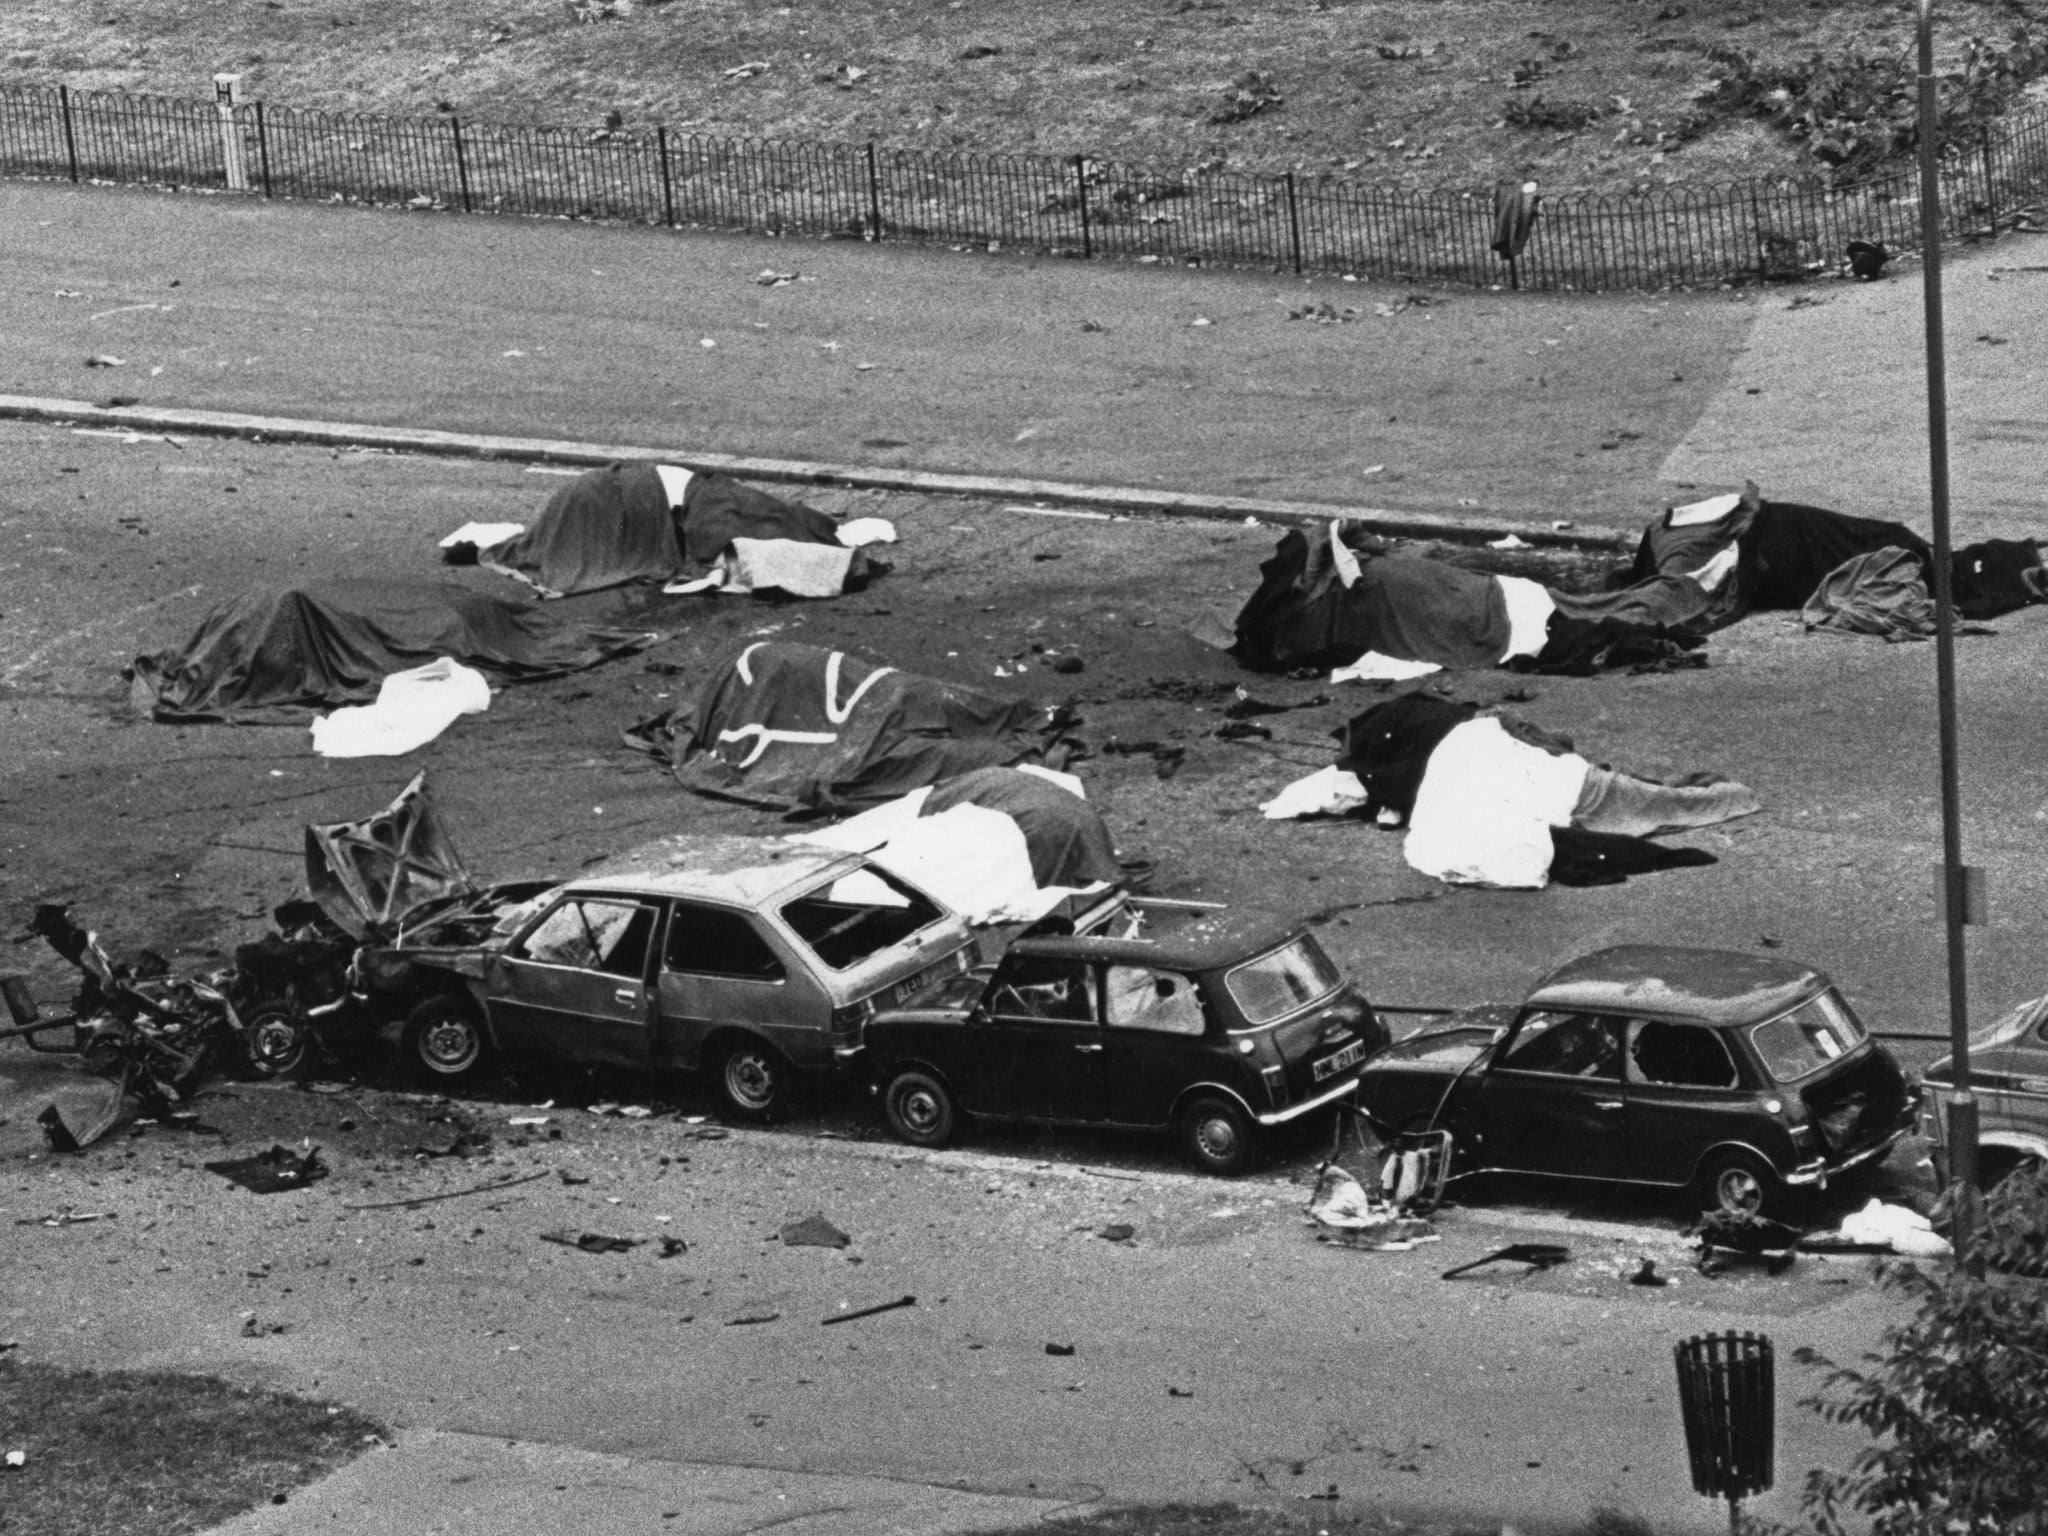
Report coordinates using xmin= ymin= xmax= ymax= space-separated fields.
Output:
xmin=1674 ymin=1330 xmax=1774 ymax=1533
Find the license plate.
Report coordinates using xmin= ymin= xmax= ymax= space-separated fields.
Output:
xmin=1314 ymin=1040 xmax=1367 ymax=1082
xmin=893 ymin=968 xmax=941 ymax=1005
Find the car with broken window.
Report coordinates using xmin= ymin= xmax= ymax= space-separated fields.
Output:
xmin=1352 ymin=945 xmax=1915 ymax=1217
xmin=300 ymin=780 xmax=975 ymax=1116
xmin=1919 ymin=991 xmax=2048 ymax=1191
xmin=852 ymin=902 xmax=1388 ymax=1174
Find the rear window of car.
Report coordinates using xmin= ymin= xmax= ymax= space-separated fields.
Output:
xmin=1749 ymin=989 xmax=1868 ymax=1083
xmin=779 ymin=866 xmax=943 ymax=971
xmin=1224 ymin=936 xmax=1342 ymax=1027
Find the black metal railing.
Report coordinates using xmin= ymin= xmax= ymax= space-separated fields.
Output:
xmin=5 ymin=79 xmax=2046 ymax=291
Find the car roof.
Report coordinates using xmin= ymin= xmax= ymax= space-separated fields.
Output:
xmin=1526 ymin=945 xmax=1828 ymax=1027
xmin=1009 ymin=907 xmax=1305 ymax=973
xmin=564 ymin=834 xmax=860 ymax=906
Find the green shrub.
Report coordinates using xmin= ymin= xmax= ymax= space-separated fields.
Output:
xmin=1795 ymin=1166 xmax=2048 ymax=1536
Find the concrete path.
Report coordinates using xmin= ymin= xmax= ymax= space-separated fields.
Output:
xmin=208 ymin=1430 xmax=1078 ymax=1536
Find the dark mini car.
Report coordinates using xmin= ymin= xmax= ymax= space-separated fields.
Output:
xmin=855 ymin=902 xmax=1388 ymax=1174
xmin=1920 ymin=991 xmax=2048 ymax=1191
xmin=1354 ymin=945 xmax=1915 ymax=1217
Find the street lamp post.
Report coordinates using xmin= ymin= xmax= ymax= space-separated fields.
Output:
xmin=1916 ymin=0 xmax=1981 ymax=1257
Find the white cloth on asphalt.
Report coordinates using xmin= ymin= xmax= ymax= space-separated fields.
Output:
xmin=835 ymin=517 xmax=897 ymax=547
xmin=799 ymin=800 xmax=1100 ymax=924
xmin=1668 ymin=492 xmax=1743 ymax=527
xmin=1331 ymin=651 xmax=1443 ymax=684
xmin=1261 ymin=765 xmax=1370 ymax=820
xmin=1495 ymin=575 xmax=1558 ymax=661
xmin=438 ymin=522 xmax=525 ymax=551
xmin=662 ymin=539 xmax=859 ymax=598
xmin=1403 ymin=717 xmax=1589 ymax=888
xmin=309 ymin=658 xmax=492 ymax=758
xmin=1838 ymin=1197 xmax=1953 ymax=1258
xmin=653 ymin=464 xmax=695 ymax=508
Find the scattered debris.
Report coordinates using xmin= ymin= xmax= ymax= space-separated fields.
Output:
xmin=1629 ymin=1258 xmax=1673 ymax=1287
xmin=1690 ymin=1210 xmax=1802 ymax=1274
xmin=13 ymin=1211 xmax=114 ymax=1227
xmin=726 ymin=1312 xmax=780 ymax=1326
xmin=539 ymin=1230 xmax=643 ymax=1254
xmin=658 ymin=1236 xmax=688 ymax=1258
xmin=1044 ymin=1342 xmax=1076 ymax=1356
xmin=722 ymin=60 xmax=771 ymax=80
xmin=821 ymin=1294 xmax=916 ymax=1325
xmin=756 ymin=269 xmax=797 ymax=287
xmin=341 ymin=1170 xmax=550 ymax=1211
xmin=779 ymin=1214 xmax=852 ymax=1249
xmin=4 ymin=1451 xmax=24 ymax=1469
xmin=1488 ymin=534 xmax=1531 ymax=550
xmin=84 ymin=354 xmax=126 ymax=368
xmin=415 ymin=1130 xmax=492 ymax=1159
xmin=240 ymin=1314 xmax=290 ymax=1337
xmin=1098 ymin=1223 xmax=1136 ymax=1243
xmin=1440 ymin=1243 xmax=1570 ymax=1280
xmin=206 ymin=1145 xmax=327 ymax=1195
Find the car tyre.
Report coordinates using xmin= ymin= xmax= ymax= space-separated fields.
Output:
xmin=239 ymin=1002 xmax=310 ymax=1079
xmin=883 ymin=1069 xmax=958 ymax=1148
xmin=1178 ymin=1095 xmax=1256 ymax=1177
xmin=713 ymin=1036 xmax=792 ymax=1123
xmin=401 ymin=995 xmax=489 ymax=1085
xmin=1696 ymin=1149 xmax=1782 ymax=1220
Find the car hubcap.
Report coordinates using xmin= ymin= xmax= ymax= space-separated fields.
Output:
xmin=423 ymin=1017 xmax=478 ymax=1072
xmin=250 ymin=1017 xmax=303 ymax=1072
xmin=1718 ymin=1167 xmax=1763 ymax=1214
xmin=726 ymin=1052 xmax=774 ymax=1109
xmin=898 ymin=1087 xmax=941 ymax=1135
xmin=1195 ymin=1115 xmax=1239 ymax=1162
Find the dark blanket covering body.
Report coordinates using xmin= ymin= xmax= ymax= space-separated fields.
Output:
xmin=1950 ymin=538 xmax=2047 ymax=619
xmin=489 ymin=465 xmax=845 ymax=598
xmin=628 ymin=641 xmax=1047 ymax=811
xmin=1232 ymin=527 xmax=1509 ymax=671
xmin=921 ymin=766 xmax=1122 ymax=888
xmin=130 ymin=579 xmax=658 ymax=723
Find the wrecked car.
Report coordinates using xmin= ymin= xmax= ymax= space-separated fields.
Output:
xmin=854 ymin=902 xmax=1388 ymax=1175
xmin=1920 ymin=992 xmax=2048 ymax=1191
xmin=284 ymin=773 xmax=978 ymax=1115
xmin=1354 ymin=945 xmax=1914 ymax=1217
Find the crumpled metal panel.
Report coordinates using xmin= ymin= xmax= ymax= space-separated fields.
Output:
xmin=304 ymin=772 xmax=475 ymax=938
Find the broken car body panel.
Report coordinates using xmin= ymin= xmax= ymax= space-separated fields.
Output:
xmin=1921 ymin=991 xmax=2048 ymax=1186
xmin=1355 ymin=944 xmax=1914 ymax=1202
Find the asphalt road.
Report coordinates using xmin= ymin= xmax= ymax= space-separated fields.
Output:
xmin=3 ymin=173 xmax=2046 ymax=1534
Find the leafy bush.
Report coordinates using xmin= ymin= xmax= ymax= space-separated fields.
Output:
xmin=1696 ymin=28 xmax=2048 ymax=173
xmin=1795 ymin=1165 xmax=2048 ymax=1535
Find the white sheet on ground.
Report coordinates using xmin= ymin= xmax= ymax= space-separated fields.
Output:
xmin=1015 ymin=763 xmax=1087 ymax=797
xmin=1329 ymin=519 xmax=1363 ymax=588
xmin=1495 ymin=575 xmax=1558 ymax=661
xmin=438 ymin=522 xmax=526 ymax=551
xmin=1689 ymin=544 xmax=1740 ymax=592
xmin=309 ymin=658 xmax=492 ymax=758
xmin=1838 ymin=1197 xmax=1953 ymax=1258
xmin=653 ymin=464 xmax=695 ymax=508
xmin=802 ymin=801 xmax=1100 ymax=924
xmin=836 ymin=517 xmax=897 ymax=547
xmin=1403 ymin=717 xmax=1589 ymax=888
xmin=1668 ymin=491 xmax=1743 ymax=527
xmin=1331 ymin=652 xmax=1443 ymax=684
xmin=1261 ymin=765 xmax=1370 ymax=820
xmin=663 ymin=538 xmax=858 ymax=597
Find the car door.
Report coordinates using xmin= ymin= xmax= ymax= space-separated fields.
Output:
xmin=1622 ymin=1017 xmax=1751 ymax=1186
xmin=485 ymin=894 xmax=659 ymax=1068
xmin=656 ymin=900 xmax=828 ymax=1070
xmin=1098 ymin=964 xmax=1208 ymax=1128
xmin=1464 ymin=1008 xmax=1627 ymax=1179
xmin=975 ymin=955 xmax=1104 ymax=1122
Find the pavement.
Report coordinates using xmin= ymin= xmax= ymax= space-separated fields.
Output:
xmin=3 ymin=171 xmax=2046 ymax=1536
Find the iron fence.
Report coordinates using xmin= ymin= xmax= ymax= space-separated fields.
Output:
xmin=5 ymin=78 xmax=2047 ymax=291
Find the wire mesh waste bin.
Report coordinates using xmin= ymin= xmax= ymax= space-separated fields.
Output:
xmin=1674 ymin=1331 xmax=1774 ymax=1532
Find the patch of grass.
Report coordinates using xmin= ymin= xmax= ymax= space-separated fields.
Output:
xmin=969 ymin=1503 xmax=1665 ymax=1536
xmin=0 ymin=1360 xmax=383 ymax=1536
xmin=3 ymin=1 xmax=2045 ymax=196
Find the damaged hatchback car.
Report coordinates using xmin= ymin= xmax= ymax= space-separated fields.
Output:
xmin=1354 ymin=945 xmax=1915 ymax=1217
xmin=305 ymin=777 xmax=975 ymax=1117
xmin=854 ymin=903 xmax=1388 ymax=1174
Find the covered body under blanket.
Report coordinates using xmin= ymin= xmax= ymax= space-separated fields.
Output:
xmin=475 ymin=464 xmax=878 ymax=599
xmin=1231 ymin=522 xmax=1701 ymax=676
xmin=623 ymin=641 xmax=1061 ymax=812
xmin=128 ymin=579 xmax=658 ymax=723
xmin=1261 ymin=693 xmax=1758 ymax=889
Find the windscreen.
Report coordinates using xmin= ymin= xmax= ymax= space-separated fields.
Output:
xmin=780 ymin=865 xmax=942 ymax=971
xmin=1224 ymin=936 xmax=1342 ymax=1027
xmin=1749 ymin=990 xmax=1868 ymax=1083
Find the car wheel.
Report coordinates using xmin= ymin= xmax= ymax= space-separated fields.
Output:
xmin=1696 ymin=1150 xmax=1782 ymax=1220
xmin=239 ymin=1002 xmax=310 ymax=1079
xmin=1178 ymin=1095 xmax=1256 ymax=1177
xmin=401 ymin=995 xmax=489 ymax=1085
xmin=883 ymin=1069 xmax=958 ymax=1148
xmin=713 ymin=1037 xmax=791 ymax=1123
